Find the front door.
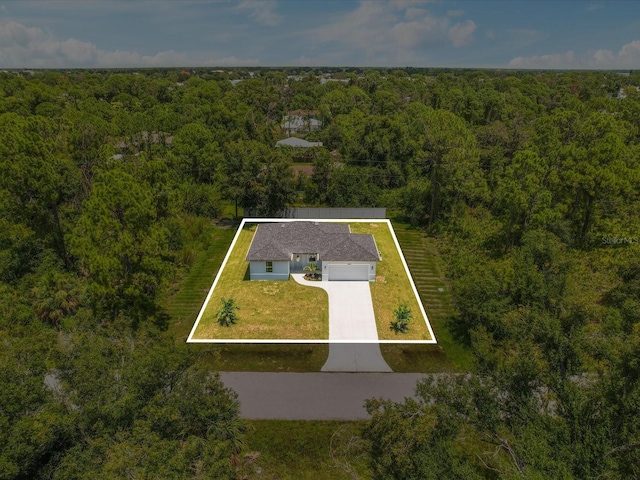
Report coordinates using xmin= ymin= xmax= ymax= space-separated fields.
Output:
xmin=292 ymin=254 xmax=303 ymax=272
xmin=291 ymin=254 xmax=317 ymax=272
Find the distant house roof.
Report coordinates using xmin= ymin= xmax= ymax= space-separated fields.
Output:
xmin=141 ymin=131 xmax=173 ymax=145
xmin=319 ymin=77 xmax=350 ymax=85
xmin=282 ymin=116 xmax=321 ymax=132
xmin=246 ymin=222 xmax=381 ymax=262
xmin=275 ymin=137 xmax=323 ymax=148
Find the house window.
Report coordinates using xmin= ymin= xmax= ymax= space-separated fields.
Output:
xmin=309 ymin=255 xmax=316 ymax=262
xmin=266 ymin=261 xmax=273 ymax=273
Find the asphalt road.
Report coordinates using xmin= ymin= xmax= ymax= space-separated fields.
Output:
xmin=220 ymin=372 xmax=429 ymax=420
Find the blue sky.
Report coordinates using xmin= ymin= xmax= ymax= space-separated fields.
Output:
xmin=0 ymin=0 xmax=639 ymax=69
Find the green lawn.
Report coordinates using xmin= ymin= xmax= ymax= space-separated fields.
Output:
xmin=197 ymin=344 xmax=329 ymax=372
xmin=192 ymin=221 xmax=431 ymax=342
xmin=239 ymin=420 xmax=371 ymax=480
xmin=350 ymin=223 xmax=433 ymax=341
xmin=191 ymin=224 xmax=329 ymax=340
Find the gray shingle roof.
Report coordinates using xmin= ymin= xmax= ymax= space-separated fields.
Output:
xmin=247 ymin=242 xmax=291 ymax=261
xmin=246 ymin=222 xmax=381 ymax=262
xmin=275 ymin=137 xmax=323 ymax=148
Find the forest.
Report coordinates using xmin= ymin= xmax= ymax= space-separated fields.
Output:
xmin=1 ymin=66 xmax=639 ymax=479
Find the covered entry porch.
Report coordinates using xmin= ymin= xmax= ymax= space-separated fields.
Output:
xmin=289 ymin=253 xmax=320 ymax=273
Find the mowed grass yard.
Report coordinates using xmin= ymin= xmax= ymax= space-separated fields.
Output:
xmin=191 ymin=224 xmax=329 ymax=340
xmin=192 ymin=221 xmax=431 ymax=342
xmin=350 ymin=223 xmax=433 ymax=341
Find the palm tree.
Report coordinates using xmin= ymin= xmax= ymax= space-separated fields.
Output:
xmin=216 ymin=298 xmax=239 ymax=326
xmin=303 ymin=261 xmax=319 ymax=279
xmin=390 ymin=302 xmax=412 ymax=334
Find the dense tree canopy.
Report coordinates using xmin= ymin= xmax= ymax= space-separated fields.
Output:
xmin=0 ymin=67 xmax=638 ymax=478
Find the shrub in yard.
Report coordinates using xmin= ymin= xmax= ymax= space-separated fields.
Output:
xmin=179 ymin=246 xmax=197 ymax=267
xmin=390 ymin=302 xmax=412 ymax=334
xmin=216 ymin=298 xmax=239 ymax=326
xmin=303 ymin=261 xmax=321 ymax=280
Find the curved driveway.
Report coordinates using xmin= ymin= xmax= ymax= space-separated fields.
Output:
xmin=291 ymin=274 xmax=392 ymax=372
xmin=292 ymin=274 xmax=378 ymax=340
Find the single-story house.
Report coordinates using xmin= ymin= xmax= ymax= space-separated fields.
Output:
xmin=246 ymin=222 xmax=381 ymax=281
xmin=282 ymin=110 xmax=322 ymax=135
xmin=275 ymin=137 xmax=323 ymax=148
xmin=319 ymin=77 xmax=350 ymax=85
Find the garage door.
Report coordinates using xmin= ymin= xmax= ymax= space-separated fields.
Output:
xmin=328 ymin=264 xmax=369 ymax=281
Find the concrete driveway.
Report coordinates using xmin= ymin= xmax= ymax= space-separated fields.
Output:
xmin=292 ymin=274 xmax=392 ymax=372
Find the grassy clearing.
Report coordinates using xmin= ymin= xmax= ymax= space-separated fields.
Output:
xmin=197 ymin=344 xmax=329 ymax=372
xmin=378 ymin=344 xmax=461 ymax=373
xmin=350 ymin=223 xmax=432 ymax=341
xmin=239 ymin=420 xmax=371 ymax=480
xmin=383 ymin=222 xmax=473 ymax=372
xmin=192 ymin=224 xmax=329 ymax=340
xmin=165 ymin=225 xmax=237 ymax=341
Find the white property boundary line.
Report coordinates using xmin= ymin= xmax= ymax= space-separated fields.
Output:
xmin=186 ymin=218 xmax=437 ymax=344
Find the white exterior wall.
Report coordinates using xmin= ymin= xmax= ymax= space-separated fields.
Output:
xmin=322 ymin=261 xmax=377 ymax=282
xmin=249 ymin=261 xmax=290 ymax=280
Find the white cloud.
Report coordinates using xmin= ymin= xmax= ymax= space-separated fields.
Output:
xmin=235 ymin=0 xmax=282 ymax=26
xmin=311 ymin=1 xmax=476 ymax=64
xmin=59 ymin=38 xmax=96 ymax=63
xmin=390 ymin=16 xmax=447 ymax=48
xmin=508 ymin=40 xmax=640 ymax=69
xmin=0 ymin=20 xmax=264 ymax=68
xmin=312 ymin=2 xmax=391 ymax=59
xmin=0 ymin=21 xmax=192 ymax=67
xmin=590 ymin=48 xmax=616 ymax=65
xmin=0 ymin=21 xmax=43 ymax=48
xmin=448 ymin=20 xmax=476 ymax=47
xmin=618 ymin=40 xmax=640 ymax=64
